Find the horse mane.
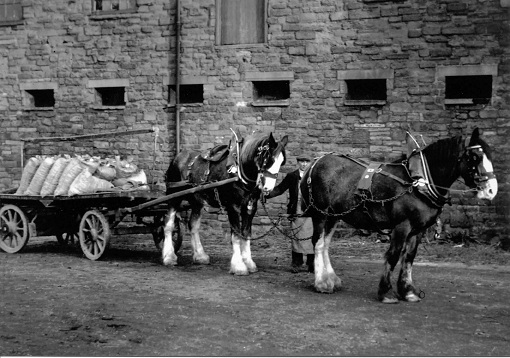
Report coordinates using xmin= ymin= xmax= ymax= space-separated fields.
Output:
xmin=239 ymin=133 xmax=267 ymax=163
xmin=423 ymin=135 xmax=464 ymax=162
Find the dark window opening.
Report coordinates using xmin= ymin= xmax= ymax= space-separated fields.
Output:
xmin=93 ymin=0 xmax=136 ymax=12
xmin=219 ymin=0 xmax=265 ymax=45
xmin=26 ymin=89 xmax=55 ymax=108
xmin=345 ymin=79 xmax=387 ymax=101
xmin=0 ymin=0 xmax=22 ymax=23
xmin=445 ymin=75 xmax=492 ymax=104
xmin=170 ymin=84 xmax=204 ymax=104
xmin=253 ymin=81 xmax=290 ymax=101
xmin=96 ymin=87 xmax=125 ymax=106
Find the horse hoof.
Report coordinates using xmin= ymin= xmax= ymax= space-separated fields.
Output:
xmin=162 ymin=255 xmax=178 ymax=266
xmin=230 ymin=268 xmax=249 ymax=276
xmin=315 ymin=283 xmax=334 ymax=294
xmin=380 ymin=297 xmax=399 ymax=304
xmin=162 ymin=259 xmax=178 ymax=266
xmin=405 ymin=292 xmax=421 ymax=302
xmin=193 ymin=255 xmax=210 ymax=265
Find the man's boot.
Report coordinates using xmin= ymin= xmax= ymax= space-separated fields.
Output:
xmin=306 ymin=254 xmax=315 ymax=273
xmin=291 ymin=251 xmax=304 ymax=273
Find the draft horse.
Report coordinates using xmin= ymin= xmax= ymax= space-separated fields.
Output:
xmin=300 ymin=128 xmax=498 ymax=303
xmin=162 ymin=130 xmax=288 ymax=275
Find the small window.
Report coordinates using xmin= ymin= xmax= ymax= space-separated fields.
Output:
xmin=25 ymin=90 xmax=55 ymax=108
xmin=253 ymin=81 xmax=290 ymax=102
xmin=345 ymin=79 xmax=387 ymax=101
xmin=216 ymin=0 xmax=267 ymax=45
xmin=338 ymin=69 xmax=393 ymax=106
xmin=445 ymin=75 xmax=492 ymax=105
xmin=96 ymin=87 xmax=125 ymax=106
xmin=92 ymin=0 xmax=136 ymax=12
xmin=437 ymin=65 xmax=497 ymax=106
xmin=0 ymin=0 xmax=22 ymax=25
xmin=169 ymin=84 xmax=204 ymax=105
xmin=20 ymin=82 xmax=58 ymax=110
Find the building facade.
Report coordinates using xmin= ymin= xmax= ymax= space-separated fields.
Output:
xmin=0 ymin=0 xmax=508 ymax=242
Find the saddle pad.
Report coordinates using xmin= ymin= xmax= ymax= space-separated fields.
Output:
xmin=357 ymin=162 xmax=382 ymax=192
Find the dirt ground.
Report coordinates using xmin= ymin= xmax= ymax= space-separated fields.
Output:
xmin=1 ymin=231 xmax=510 ymax=356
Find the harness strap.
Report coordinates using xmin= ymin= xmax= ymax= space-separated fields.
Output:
xmin=357 ymin=162 xmax=382 ymax=193
xmin=342 ymin=154 xmax=409 ymax=186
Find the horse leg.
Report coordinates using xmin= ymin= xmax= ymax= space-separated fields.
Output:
xmin=378 ymin=221 xmax=410 ymax=303
xmin=229 ymin=231 xmax=249 ymax=275
xmin=397 ymin=234 xmax=421 ymax=302
xmin=240 ymin=231 xmax=257 ymax=273
xmin=189 ymin=208 xmax=210 ymax=265
xmin=162 ymin=208 xmax=179 ymax=266
xmin=314 ymin=221 xmax=342 ymax=293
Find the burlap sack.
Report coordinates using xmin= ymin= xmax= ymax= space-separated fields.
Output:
xmin=53 ymin=158 xmax=85 ymax=196
xmin=40 ymin=157 xmax=71 ymax=197
xmin=25 ymin=156 xmax=57 ymax=195
xmin=16 ymin=156 xmax=43 ymax=195
xmin=114 ymin=157 xmax=139 ymax=179
xmin=68 ymin=169 xmax=114 ymax=196
xmin=96 ymin=163 xmax=116 ymax=181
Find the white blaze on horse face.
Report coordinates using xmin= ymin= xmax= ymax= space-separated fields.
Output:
xmin=262 ymin=152 xmax=284 ymax=192
xmin=477 ymin=154 xmax=498 ymax=200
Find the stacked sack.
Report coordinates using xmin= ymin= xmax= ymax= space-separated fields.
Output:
xmin=16 ymin=155 xmax=148 ymax=197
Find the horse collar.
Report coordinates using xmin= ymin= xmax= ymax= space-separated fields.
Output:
xmin=408 ymin=150 xmax=451 ymax=207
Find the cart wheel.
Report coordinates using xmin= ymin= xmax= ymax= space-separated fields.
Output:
xmin=0 ymin=204 xmax=30 ymax=253
xmin=79 ymin=210 xmax=111 ymax=260
xmin=56 ymin=232 xmax=79 ymax=246
xmin=153 ymin=216 xmax=183 ymax=253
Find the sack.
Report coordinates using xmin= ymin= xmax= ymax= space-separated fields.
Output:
xmin=68 ymin=169 xmax=114 ymax=196
xmin=24 ymin=156 xmax=57 ymax=195
xmin=40 ymin=156 xmax=71 ymax=197
xmin=95 ymin=163 xmax=116 ymax=181
xmin=125 ymin=169 xmax=147 ymax=184
xmin=16 ymin=156 xmax=43 ymax=195
xmin=54 ymin=158 xmax=86 ymax=196
xmin=114 ymin=156 xmax=139 ymax=178
xmin=79 ymin=155 xmax=100 ymax=174
xmin=112 ymin=170 xmax=148 ymax=190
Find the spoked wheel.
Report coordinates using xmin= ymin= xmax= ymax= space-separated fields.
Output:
xmin=153 ymin=215 xmax=183 ymax=253
xmin=56 ymin=232 xmax=79 ymax=246
xmin=0 ymin=204 xmax=30 ymax=253
xmin=79 ymin=210 xmax=111 ymax=260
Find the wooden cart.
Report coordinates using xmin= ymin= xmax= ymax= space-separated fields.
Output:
xmin=0 ymin=178 xmax=236 ymax=260
xmin=0 ymin=127 xmax=237 ymax=260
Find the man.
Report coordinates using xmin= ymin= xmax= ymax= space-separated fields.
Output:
xmin=265 ymin=156 xmax=314 ymax=273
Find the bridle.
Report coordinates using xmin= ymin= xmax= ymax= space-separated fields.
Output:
xmin=255 ymin=143 xmax=280 ymax=187
xmin=229 ymin=129 xmax=282 ymax=189
xmin=460 ymin=144 xmax=496 ymax=190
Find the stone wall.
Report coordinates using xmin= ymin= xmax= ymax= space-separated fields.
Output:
xmin=0 ymin=0 xmax=508 ymax=242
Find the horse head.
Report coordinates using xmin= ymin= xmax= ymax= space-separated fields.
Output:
xmin=459 ymin=128 xmax=498 ymax=200
xmin=253 ymin=133 xmax=288 ymax=193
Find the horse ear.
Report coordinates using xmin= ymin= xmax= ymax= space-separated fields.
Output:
xmin=405 ymin=132 xmax=420 ymax=157
xmin=280 ymin=135 xmax=289 ymax=147
xmin=268 ymin=132 xmax=276 ymax=146
xmin=469 ymin=128 xmax=480 ymax=146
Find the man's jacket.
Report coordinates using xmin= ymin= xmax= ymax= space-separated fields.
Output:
xmin=265 ymin=169 xmax=301 ymax=215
